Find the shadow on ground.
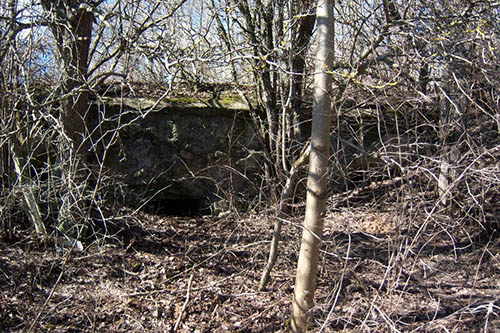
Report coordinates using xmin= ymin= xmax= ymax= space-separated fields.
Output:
xmin=1 ymin=210 xmax=500 ymax=332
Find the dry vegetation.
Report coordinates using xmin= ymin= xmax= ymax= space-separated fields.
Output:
xmin=1 ymin=186 xmax=500 ymax=332
xmin=1 ymin=0 xmax=500 ymax=331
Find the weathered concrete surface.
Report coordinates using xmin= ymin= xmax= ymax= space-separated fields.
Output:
xmin=89 ymin=96 xmax=261 ymax=206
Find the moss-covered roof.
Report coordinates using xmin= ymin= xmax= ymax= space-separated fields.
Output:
xmin=96 ymin=94 xmax=250 ymax=112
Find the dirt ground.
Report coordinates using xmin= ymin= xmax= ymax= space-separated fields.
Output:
xmin=1 ymin=206 xmax=500 ymax=332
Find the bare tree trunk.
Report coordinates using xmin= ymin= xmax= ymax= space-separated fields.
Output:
xmin=41 ymin=0 xmax=94 ymax=156
xmin=1 ymin=0 xmax=46 ymax=236
xmin=438 ymin=82 xmax=452 ymax=207
xmin=41 ymin=1 xmax=94 ymax=234
xmin=10 ymin=121 xmax=46 ymax=236
xmin=290 ymin=0 xmax=316 ymax=141
xmin=290 ymin=0 xmax=335 ymax=331
xmin=259 ymin=144 xmax=310 ymax=291
xmin=437 ymin=65 xmax=461 ymax=209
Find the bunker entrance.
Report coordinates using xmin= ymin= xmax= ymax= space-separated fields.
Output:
xmin=145 ymin=198 xmax=210 ymax=217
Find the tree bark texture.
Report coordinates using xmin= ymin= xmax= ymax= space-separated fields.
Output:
xmin=62 ymin=8 xmax=93 ymax=155
xmin=290 ymin=0 xmax=334 ymax=331
xmin=42 ymin=1 xmax=93 ymax=154
xmin=290 ymin=1 xmax=316 ymax=141
xmin=41 ymin=1 xmax=94 ymax=234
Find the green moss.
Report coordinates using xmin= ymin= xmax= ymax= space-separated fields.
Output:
xmin=95 ymin=94 xmax=249 ymax=112
xmin=219 ymin=94 xmax=242 ymax=105
xmin=168 ymin=96 xmax=199 ymax=104
xmin=167 ymin=94 xmax=243 ymax=106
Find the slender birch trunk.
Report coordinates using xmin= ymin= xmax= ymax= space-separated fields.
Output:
xmin=290 ymin=0 xmax=334 ymax=331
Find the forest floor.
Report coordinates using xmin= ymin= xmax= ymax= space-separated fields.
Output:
xmin=1 ymin=204 xmax=500 ymax=332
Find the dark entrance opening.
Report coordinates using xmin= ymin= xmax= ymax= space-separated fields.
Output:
xmin=145 ymin=198 xmax=210 ymax=217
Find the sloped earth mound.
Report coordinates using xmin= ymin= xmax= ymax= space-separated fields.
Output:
xmin=1 ymin=209 xmax=500 ymax=332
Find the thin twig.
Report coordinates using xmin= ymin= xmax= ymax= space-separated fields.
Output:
xmin=319 ymin=233 xmax=352 ymax=332
xmin=28 ymin=246 xmax=75 ymax=332
xmin=173 ymin=273 xmax=194 ymax=332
